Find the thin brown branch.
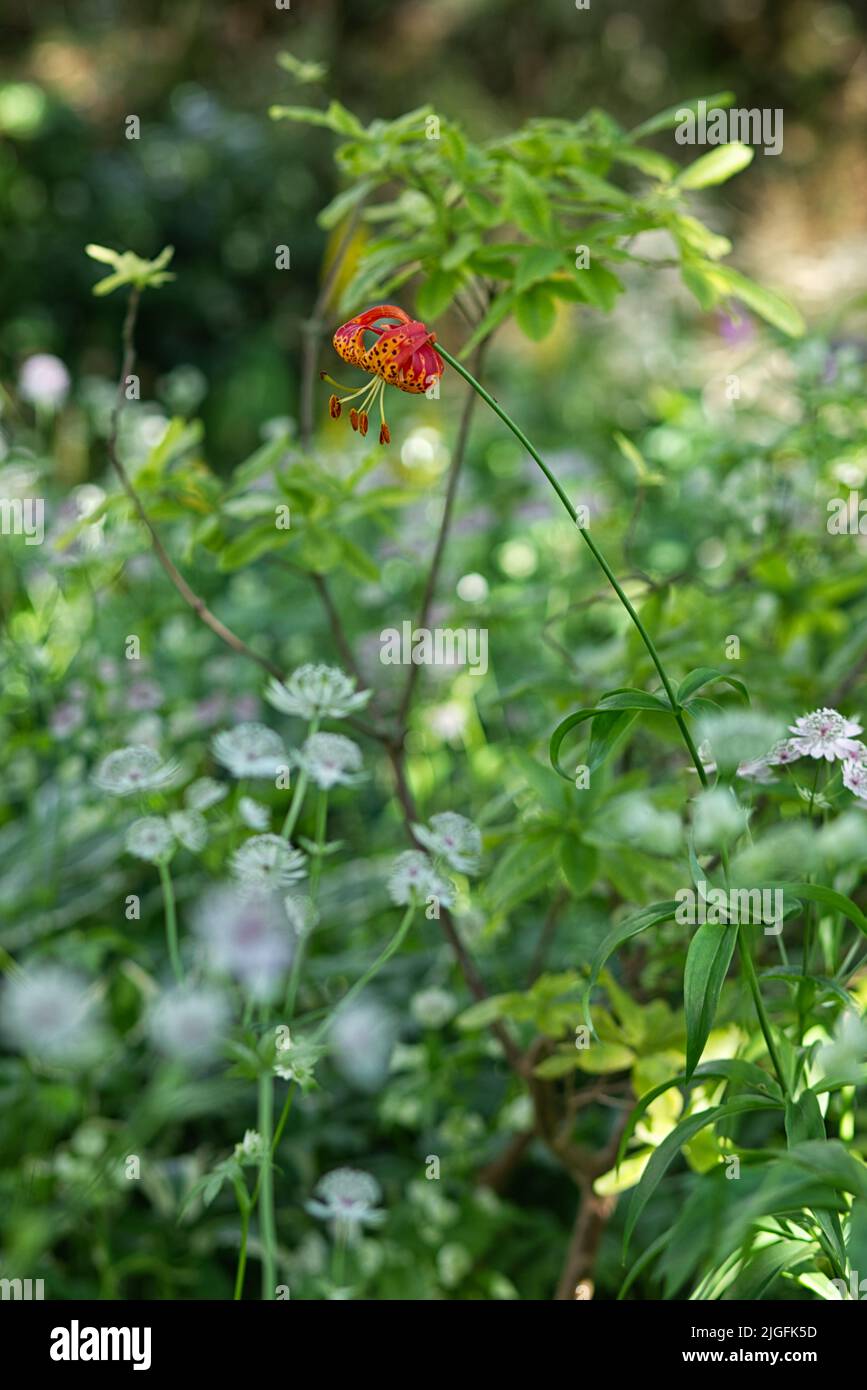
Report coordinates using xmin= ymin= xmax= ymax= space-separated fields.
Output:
xmin=106 ymin=288 xmax=284 ymax=682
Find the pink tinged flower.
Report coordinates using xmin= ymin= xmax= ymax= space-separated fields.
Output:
xmin=764 ymin=739 xmax=801 ymax=767
xmin=788 ymin=708 xmax=864 ymax=762
xmin=843 ymin=756 xmax=867 ymax=801
xmin=193 ymin=885 xmax=295 ymax=1001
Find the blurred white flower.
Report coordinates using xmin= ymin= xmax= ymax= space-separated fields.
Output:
xmin=764 ymin=740 xmax=801 ymax=768
xmin=92 ymin=745 xmax=178 ymax=797
xmin=387 ymin=850 xmax=454 ymax=908
xmin=273 ymin=1031 xmax=324 ymax=1091
xmin=148 ymin=984 xmax=230 ymax=1064
xmin=265 ymin=664 xmax=371 ymax=721
xmin=185 ymin=777 xmax=228 ymax=811
xmin=413 ymin=812 xmax=481 ymax=874
xmin=283 ymin=892 xmax=319 ymax=938
xmin=169 ymin=810 xmax=208 ymax=852
xmin=306 ymin=1168 xmax=385 ymax=1241
xmin=410 ymin=987 xmax=457 ymax=1029
xmin=331 ymin=999 xmax=397 ymax=1091
xmin=1 ymin=966 xmax=101 ymax=1065
xmin=696 ymin=710 xmax=786 ymax=775
xmin=789 ymin=709 xmax=863 ymax=763
xmin=231 ymin=834 xmax=307 ymax=892
xmin=692 ymin=788 xmax=749 ymax=851
xmin=19 ymin=353 xmax=70 ymax=408
xmin=292 ymin=732 xmax=364 ymax=790
xmin=239 ymin=795 xmax=270 ymax=830
xmin=125 ymin=816 xmax=175 ymax=863
xmin=212 ymin=722 xmax=285 ymax=779
xmin=193 ymin=885 xmax=294 ymax=1000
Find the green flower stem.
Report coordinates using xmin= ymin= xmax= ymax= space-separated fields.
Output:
xmin=314 ymin=902 xmax=416 ymax=1045
xmin=281 ymin=717 xmax=319 ymax=839
xmin=284 ymin=789 xmax=328 ymax=1017
xmin=436 ymin=344 xmax=794 ymax=1093
xmin=257 ymin=1070 xmax=277 ymax=1301
xmin=233 ymin=1184 xmax=251 ymax=1301
xmin=158 ymin=861 xmax=182 ymax=983
xmin=436 ymin=344 xmax=708 ymax=786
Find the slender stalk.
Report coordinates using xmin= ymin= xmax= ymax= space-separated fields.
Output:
xmin=257 ymin=1071 xmax=277 ymax=1301
xmin=314 ymin=902 xmax=415 ymax=1044
xmin=158 ymin=861 xmax=182 ymax=983
xmin=738 ymin=923 xmax=787 ymax=1092
xmin=436 ymin=344 xmax=707 ymax=785
xmin=233 ymin=1189 xmax=251 ymax=1301
xmin=281 ymin=717 xmax=319 ymax=839
xmin=285 ymin=790 xmax=327 ymax=1017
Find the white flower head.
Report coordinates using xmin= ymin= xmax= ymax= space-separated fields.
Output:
xmin=413 ymin=812 xmax=481 ymax=874
xmin=764 ymin=740 xmax=801 ymax=767
xmin=126 ymin=816 xmax=175 ymax=863
xmin=283 ymin=892 xmax=319 ymax=938
xmin=92 ymin=745 xmax=178 ymax=797
xmin=387 ymin=850 xmax=454 ymax=908
xmin=692 ymin=787 xmax=749 ymax=851
xmin=19 ymin=353 xmax=70 ymax=408
xmin=266 ymin=664 xmax=371 ymax=721
xmin=293 ymin=732 xmax=364 ymax=790
xmin=148 ymin=984 xmax=230 ymax=1064
xmin=231 ymin=834 xmax=307 ymax=893
xmin=169 ymin=810 xmax=208 ymax=852
xmin=410 ymin=987 xmax=458 ymax=1030
xmin=193 ymin=885 xmax=295 ymax=1001
xmin=306 ymin=1167 xmax=385 ymax=1241
xmin=789 ymin=708 xmax=864 ymax=763
xmin=185 ymin=777 xmax=228 ymax=811
xmin=212 ymin=722 xmax=285 ymax=779
xmin=1 ymin=966 xmax=102 ymax=1065
xmin=239 ymin=796 xmax=270 ymax=830
xmin=331 ymin=999 xmax=397 ymax=1092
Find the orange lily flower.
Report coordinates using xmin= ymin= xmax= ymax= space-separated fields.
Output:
xmin=322 ymin=304 xmax=445 ymax=445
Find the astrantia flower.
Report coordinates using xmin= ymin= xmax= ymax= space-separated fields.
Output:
xmin=193 ymin=886 xmax=295 ymax=1000
xmin=324 ymin=304 xmax=445 ymax=445
xmin=19 ymin=353 xmax=70 ymax=408
xmin=169 ymin=810 xmax=208 ymax=852
xmin=231 ymin=834 xmax=307 ymax=892
xmin=185 ymin=777 xmax=228 ymax=812
xmin=788 ymin=708 xmax=864 ymax=762
xmin=331 ymin=999 xmax=397 ymax=1092
xmin=413 ymin=812 xmax=481 ymax=874
xmin=212 ymin=723 xmax=285 ymax=779
xmin=306 ymin=1167 xmax=386 ymax=1241
xmin=148 ymin=984 xmax=230 ymax=1064
xmin=1 ymin=966 xmax=101 ymax=1065
xmin=283 ymin=892 xmax=319 ymax=938
xmin=92 ymin=745 xmax=178 ymax=797
xmin=125 ymin=816 xmax=175 ymax=863
xmin=266 ymin=664 xmax=371 ymax=721
xmin=765 ymin=740 xmax=801 ymax=767
xmin=292 ymin=732 xmax=364 ymax=790
xmin=843 ymin=750 xmax=867 ymax=801
xmin=387 ymin=850 xmax=454 ymax=908
xmin=410 ymin=987 xmax=457 ymax=1030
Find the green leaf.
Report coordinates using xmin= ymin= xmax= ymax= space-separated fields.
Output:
xmin=514 ymin=284 xmax=557 ymax=341
xmin=276 ymin=50 xmax=328 ymax=85
xmin=624 ymin=1096 xmax=781 ymax=1254
xmin=675 ymin=142 xmax=754 ymax=189
xmin=269 ymin=100 xmax=365 ymax=137
xmin=630 ymin=92 xmax=735 ymax=140
xmin=684 ymin=921 xmax=738 ymax=1078
xmin=416 ymin=268 xmax=463 ymax=320
xmin=549 ymin=690 xmax=673 ymax=782
xmin=584 ymin=901 xmax=680 ymax=1030
xmin=514 ymin=246 xmax=565 ymax=294
xmin=559 ymin=838 xmax=598 ymax=896
xmin=847 ymin=1199 xmax=867 ymax=1281
xmin=676 ymin=666 xmax=749 ymax=704
xmin=502 ymin=162 xmax=551 ymax=240
xmin=785 ymin=1091 xmax=826 ymax=1146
